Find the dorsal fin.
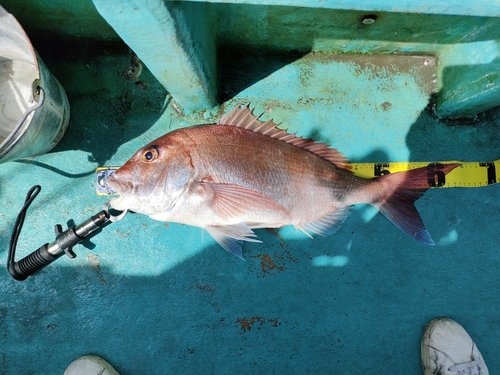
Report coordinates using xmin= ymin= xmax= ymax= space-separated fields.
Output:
xmin=219 ymin=103 xmax=351 ymax=171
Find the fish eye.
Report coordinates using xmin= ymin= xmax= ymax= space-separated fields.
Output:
xmin=142 ymin=146 xmax=159 ymax=162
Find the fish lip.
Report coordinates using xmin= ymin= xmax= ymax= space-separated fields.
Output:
xmin=107 ymin=174 xmax=126 ymax=193
xmin=106 ymin=175 xmax=134 ymax=211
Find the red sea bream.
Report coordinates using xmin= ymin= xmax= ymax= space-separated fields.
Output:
xmin=107 ymin=104 xmax=459 ymax=259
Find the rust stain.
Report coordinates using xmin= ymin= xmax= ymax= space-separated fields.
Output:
xmin=252 ymin=250 xmax=298 ymax=275
xmin=282 ymin=250 xmax=298 ymax=263
xmin=115 ymin=229 xmax=130 ymax=238
xmin=381 ymin=101 xmax=392 ymax=111
xmin=262 ymin=254 xmax=283 ymax=273
xmin=86 ymin=254 xmax=106 ymax=285
xmin=236 ymin=316 xmax=280 ymax=332
xmin=268 ymin=318 xmax=280 ymax=327
xmin=196 ymin=284 xmax=215 ymax=293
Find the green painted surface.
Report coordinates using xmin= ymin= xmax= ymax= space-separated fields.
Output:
xmin=1 ymin=36 xmax=500 ymax=373
xmin=92 ymin=0 xmax=218 ymax=112
xmin=93 ymin=1 xmax=500 ymax=117
xmin=188 ymin=0 xmax=500 ymax=18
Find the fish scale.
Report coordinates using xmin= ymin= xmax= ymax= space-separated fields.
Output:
xmin=197 ymin=125 xmax=347 ymax=215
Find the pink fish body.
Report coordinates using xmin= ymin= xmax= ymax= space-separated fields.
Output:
xmin=108 ymin=104 xmax=459 ymax=259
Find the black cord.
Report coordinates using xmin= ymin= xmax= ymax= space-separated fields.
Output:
xmin=7 ymin=185 xmax=41 ymax=266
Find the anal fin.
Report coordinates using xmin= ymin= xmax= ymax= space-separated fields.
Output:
xmin=295 ymin=206 xmax=350 ymax=238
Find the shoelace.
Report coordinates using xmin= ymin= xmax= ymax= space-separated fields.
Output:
xmin=448 ymin=359 xmax=485 ymax=375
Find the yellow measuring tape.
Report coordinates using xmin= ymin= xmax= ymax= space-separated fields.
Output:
xmin=351 ymin=159 xmax=499 ymax=188
xmin=95 ymin=159 xmax=499 ymax=195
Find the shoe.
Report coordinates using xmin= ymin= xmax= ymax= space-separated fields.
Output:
xmin=421 ymin=318 xmax=489 ymax=375
xmin=64 ymin=355 xmax=119 ymax=375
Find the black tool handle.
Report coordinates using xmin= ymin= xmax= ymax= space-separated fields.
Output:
xmin=8 ymin=244 xmax=60 ymax=281
xmin=7 ymin=185 xmax=116 ymax=281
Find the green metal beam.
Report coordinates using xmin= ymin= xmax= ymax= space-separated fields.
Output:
xmin=93 ymin=0 xmax=218 ymax=112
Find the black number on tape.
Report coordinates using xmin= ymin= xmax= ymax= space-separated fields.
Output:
xmin=374 ymin=163 xmax=391 ymax=176
xmin=427 ymin=163 xmax=446 ymax=187
xmin=479 ymin=162 xmax=497 ymax=185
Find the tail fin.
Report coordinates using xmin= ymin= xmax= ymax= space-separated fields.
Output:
xmin=375 ymin=164 xmax=460 ymax=245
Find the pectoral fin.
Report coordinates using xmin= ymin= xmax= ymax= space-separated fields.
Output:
xmin=206 ymin=223 xmax=261 ymax=260
xmin=197 ymin=181 xmax=289 ymax=220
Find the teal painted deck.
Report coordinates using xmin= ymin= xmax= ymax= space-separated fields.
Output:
xmin=1 ymin=1 xmax=500 ymax=374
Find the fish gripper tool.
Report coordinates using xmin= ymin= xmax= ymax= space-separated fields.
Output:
xmin=7 ymin=185 xmax=124 ymax=281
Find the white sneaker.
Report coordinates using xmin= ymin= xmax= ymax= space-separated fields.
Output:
xmin=64 ymin=355 xmax=119 ymax=375
xmin=421 ymin=318 xmax=489 ymax=375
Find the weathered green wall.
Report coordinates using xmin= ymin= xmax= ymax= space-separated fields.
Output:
xmin=3 ymin=0 xmax=500 ymax=115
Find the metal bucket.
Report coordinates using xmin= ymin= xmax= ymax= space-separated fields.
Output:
xmin=0 ymin=5 xmax=69 ymax=163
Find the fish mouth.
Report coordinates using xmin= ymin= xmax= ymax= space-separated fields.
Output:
xmin=106 ymin=175 xmax=133 ymax=211
xmin=106 ymin=169 xmax=173 ymax=215
xmin=107 ymin=174 xmax=128 ymax=194
xmin=106 ymin=174 xmax=136 ymax=206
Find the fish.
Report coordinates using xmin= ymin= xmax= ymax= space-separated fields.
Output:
xmin=107 ymin=104 xmax=460 ymax=259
